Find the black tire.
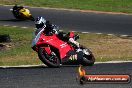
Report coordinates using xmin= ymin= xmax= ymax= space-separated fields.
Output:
xmin=81 ymin=49 xmax=95 ymax=66
xmin=38 ymin=46 xmax=60 ymax=68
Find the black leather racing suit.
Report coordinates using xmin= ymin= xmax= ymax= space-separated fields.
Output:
xmin=43 ymin=21 xmax=69 ymax=41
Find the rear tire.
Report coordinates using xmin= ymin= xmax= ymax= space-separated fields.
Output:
xmin=38 ymin=46 xmax=60 ymax=68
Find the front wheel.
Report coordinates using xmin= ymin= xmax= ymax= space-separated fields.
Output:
xmin=81 ymin=48 xmax=95 ymax=66
xmin=38 ymin=46 xmax=60 ymax=68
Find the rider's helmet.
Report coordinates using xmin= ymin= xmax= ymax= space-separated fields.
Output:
xmin=35 ymin=16 xmax=46 ymax=29
xmin=13 ymin=4 xmax=18 ymax=10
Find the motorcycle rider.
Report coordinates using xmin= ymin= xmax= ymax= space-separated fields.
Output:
xmin=13 ymin=4 xmax=24 ymax=15
xmin=34 ymin=16 xmax=80 ymax=49
xmin=13 ymin=4 xmax=24 ymax=10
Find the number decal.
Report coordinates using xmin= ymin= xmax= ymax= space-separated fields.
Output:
xmin=69 ymin=54 xmax=77 ymax=61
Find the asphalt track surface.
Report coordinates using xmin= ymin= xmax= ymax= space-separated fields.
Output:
xmin=0 ymin=5 xmax=132 ymax=88
xmin=0 ymin=5 xmax=132 ymax=35
xmin=0 ymin=62 xmax=132 ymax=88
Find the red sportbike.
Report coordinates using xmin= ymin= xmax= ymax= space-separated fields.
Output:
xmin=32 ymin=27 xmax=95 ymax=67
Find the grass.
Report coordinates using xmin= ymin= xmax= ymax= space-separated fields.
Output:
xmin=1 ymin=0 xmax=132 ymax=13
xmin=0 ymin=26 xmax=42 ymax=66
xmin=0 ymin=26 xmax=132 ymax=66
xmin=77 ymin=33 xmax=132 ymax=62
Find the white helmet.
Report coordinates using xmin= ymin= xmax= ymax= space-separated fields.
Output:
xmin=35 ymin=16 xmax=46 ymax=29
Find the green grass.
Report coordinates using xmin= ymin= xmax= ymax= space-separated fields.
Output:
xmin=77 ymin=33 xmax=132 ymax=62
xmin=1 ymin=0 xmax=132 ymax=13
xmin=0 ymin=26 xmax=42 ymax=66
xmin=0 ymin=26 xmax=132 ymax=66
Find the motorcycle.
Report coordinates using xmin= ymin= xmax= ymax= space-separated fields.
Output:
xmin=10 ymin=6 xmax=34 ymax=21
xmin=32 ymin=27 xmax=95 ymax=67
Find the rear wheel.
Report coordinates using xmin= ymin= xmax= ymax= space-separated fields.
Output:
xmin=38 ymin=46 xmax=60 ymax=68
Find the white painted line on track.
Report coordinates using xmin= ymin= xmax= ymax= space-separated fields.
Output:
xmin=3 ymin=25 xmax=9 ymax=27
xmin=107 ymin=34 xmax=114 ymax=36
xmin=95 ymin=61 xmax=132 ymax=64
xmin=121 ymin=35 xmax=129 ymax=37
xmin=71 ymin=31 xmax=77 ymax=32
xmin=0 ymin=64 xmax=46 ymax=68
xmin=82 ymin=32 xmax=90 ymax=33
xmin=0 ymin=61 xmax=132 ymax=68
xmin=3 ymin=25 xmax=29 ymax=29
xmin=0 ymin=4 xmax=13 ymax=6
xmin=12 ymin=26 xmax=17 ymax=27
xmin=96 ymin=33 xmax=103 ymax=35
xmin=21 ymin=27 xmax=28 ymax=29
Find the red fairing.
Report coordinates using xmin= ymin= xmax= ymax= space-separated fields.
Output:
xmin=32 ymin=28 xmax=95 ymax=67
xmin=35 ymin=33 xmax=73 ymax=59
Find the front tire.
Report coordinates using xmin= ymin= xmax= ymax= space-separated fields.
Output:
xmin=82 ymin=54 xmax=95 ymax=66
xmin=38 ymin=46 xmax=60 ymax=68
xmin=81 ymin=48 xmax=95 ymax=66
